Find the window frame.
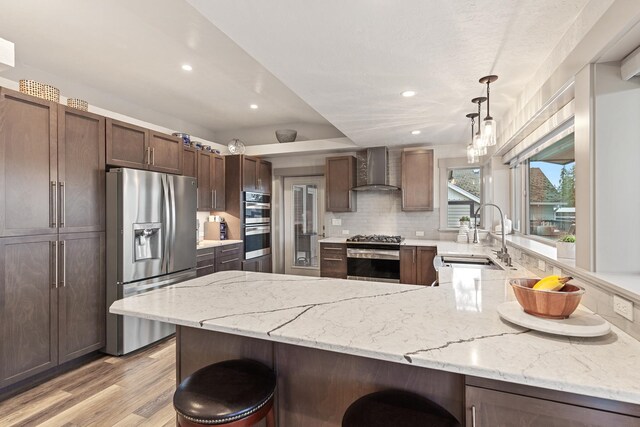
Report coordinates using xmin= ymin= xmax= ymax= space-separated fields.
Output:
xmin=437 ymin=158 xmax=484 ymax=231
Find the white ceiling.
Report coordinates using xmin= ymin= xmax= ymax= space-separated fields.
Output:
xmin=0 ymin=0 xmax=336 ymax=142
xmin=188 ymin=0 xmax=590 ymax=147
xmin=0 ymin=0 xmax=593 ymax=148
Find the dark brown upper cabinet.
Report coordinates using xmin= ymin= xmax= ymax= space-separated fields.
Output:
xmin=106 ymin=119 xmax=182 ymax=174
xmin=197 ymin=151 xmax=212 ymax=211
xmin=401 ymin=150 xmax=434 ymax=211
xmin=57 ymin=105 xmax=106 ymax=233
xmin=242 ymin=156 xmax=271 ymax=194
xmin=148 ymin=131 xmax=183 ymax=175
xmin=183 ymin=146 xmax=197 ymax=178
xmin=212 ymin=154 xmax=226 ymax=211
xmin=0 ymin=88 xmax=58 ymax=237
xmin=106 ymin=118 xmax=149 ymax=169
xmin=325 ymin=156 xmax=357 ymax=212
xmin=196 ymin=151 xmax=226 ymax=212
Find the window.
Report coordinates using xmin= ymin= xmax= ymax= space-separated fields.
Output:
xmin=527 ymin=133 xmax=575 ymax=239
xmin=447 ymin=168 xmax=481 ymax=228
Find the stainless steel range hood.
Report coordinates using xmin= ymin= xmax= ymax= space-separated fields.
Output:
xmin=352 ymin=147 xmax=400 ymax=191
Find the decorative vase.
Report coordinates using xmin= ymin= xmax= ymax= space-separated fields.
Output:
xmin=556 ymin=242 xmax=576 ymax=259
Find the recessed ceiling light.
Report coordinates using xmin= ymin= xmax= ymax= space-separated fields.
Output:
xmin=250 ymin=104 xmax=259 ymax=109
xmin=402 ymin=90 xmax=416 ymax=97
xmin=181 ymin=64 xmax=193 ymax=71
xmin=411 ymin=130 xmax=421 ymax=135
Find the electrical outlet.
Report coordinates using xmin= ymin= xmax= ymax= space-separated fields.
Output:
xmin=614 ymin=295 xmax=634 ymax=321
xmin=538 ymin=260 xmax=546 ymax=271
xmin=332 ymin=218 xmax=342 ymax=226
xmin=342 ymin=229 xmax=350 ymax=235
xmin=553 ymin=266 xmax=562 ymax=277
xmin=415 ymin=231 xmax=425 ymax=237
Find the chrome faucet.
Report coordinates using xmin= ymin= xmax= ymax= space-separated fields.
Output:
xmin=473 ymin=203 xmax=512 ymax=267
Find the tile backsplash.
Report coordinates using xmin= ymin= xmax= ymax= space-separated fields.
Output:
xmin=325 ymin=193 xmax=440 ymax=238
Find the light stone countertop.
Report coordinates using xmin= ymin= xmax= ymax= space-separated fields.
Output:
xmin=110 ymin=264 xmax=640 ymax=405
xmin=196 ymin=239 xmax=243 ymax=249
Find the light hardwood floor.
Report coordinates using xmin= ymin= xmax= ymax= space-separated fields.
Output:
xmin=0 ymin=338 xmax=177 ymax=427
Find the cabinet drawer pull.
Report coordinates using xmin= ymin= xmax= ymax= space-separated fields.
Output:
xmin=59 ymin=181 xmax=66 ymax=228
xmin=51 ymin=241 xmax=58 ymax=289
xmin=471 ymin=405 xmax=476 ymax=427
xmin=322 ymin=247 xmax=344 ymax=251
xmin=220 ymin=258 xmax=239 ymax=264
xmin=50 ymin=181 xmax=57 ymax=227
xmin=196 ymin=265 xmax=213 ymax=270
xmin=220 ymin=248 xmax=238 ymax=254
xmin=322 ymin=257 xmax=343 ymax=262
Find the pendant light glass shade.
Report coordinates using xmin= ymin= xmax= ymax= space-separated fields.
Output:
xmin=483 ymin=118 xmax=497 ymax=146
xmin=467 ymin=144 xmax=477 ymax=164
xmin=473 ymin=132 xmax=486 ymax=155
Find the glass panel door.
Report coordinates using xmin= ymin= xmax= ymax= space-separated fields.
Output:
xmin=284 ymin=176 xmax=324 ymax=276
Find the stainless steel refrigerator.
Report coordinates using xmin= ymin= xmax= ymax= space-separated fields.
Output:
xmin=105 ymin=168 xmax=197 ymax=355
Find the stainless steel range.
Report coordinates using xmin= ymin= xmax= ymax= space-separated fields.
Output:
xmin=346 ymin=235 xmax=403 ymax=283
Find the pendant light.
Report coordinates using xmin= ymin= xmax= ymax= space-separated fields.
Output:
xmin=471 ymin=97 xmax=487 ymax=156
xmin=479 ymin=75 xmax=498 ymax=147
xmin=228 ymin=138 xmax=246 ymax=154
xmin=466 ymin=113 xmax=479 ymax=164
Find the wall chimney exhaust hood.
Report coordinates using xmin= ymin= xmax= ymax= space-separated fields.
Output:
xmin=352 ymin=147 xmax=400 ymax=191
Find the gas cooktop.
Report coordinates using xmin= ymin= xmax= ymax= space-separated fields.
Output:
xmin=346 ymin=234 xmax=404 ymax=244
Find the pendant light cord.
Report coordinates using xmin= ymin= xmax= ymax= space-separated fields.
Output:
xmin=485 ymin=81 xmax=492 ymax=120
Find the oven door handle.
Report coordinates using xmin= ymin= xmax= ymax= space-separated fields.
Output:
xmin=244 ymin=202 xmax=271 ymax=208
xmin=347 ymin=248 xmax=400 ymax=260
xmin=245 ymin=226 xmax=271 ymax=235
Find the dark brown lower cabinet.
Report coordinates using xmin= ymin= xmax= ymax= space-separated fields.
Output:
xmin=0 ymin=232 xmax=105 ymax=389
xmin=214 ymin=243 xmax=242 ymax=272
xmin=465 ymin=386 xmax=640 ymax=427
xmin=320 ymin=243 xmax=347 ymax=278
xmin=0 ymin=235 xmax=58 ymax=388
xmin=400 ymin=246 xmax=437 ymax=285
xmin=196 ymin=247 xmax=216 ymax=277
xmin=58 ymin=232 xmax=105 ymax=363
xmin=242 ymin=255 xmax=272 ymax=273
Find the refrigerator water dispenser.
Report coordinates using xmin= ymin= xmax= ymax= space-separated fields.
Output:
xmin=133 ymin=223 xmax=162 ymax=261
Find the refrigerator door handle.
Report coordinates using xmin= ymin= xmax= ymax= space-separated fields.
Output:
xmin=161 ymin=174 xmax=170 ymax=273
xmin=169 ymin=177 xmax=177 ymax=272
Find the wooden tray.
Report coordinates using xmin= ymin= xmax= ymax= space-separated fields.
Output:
xmin=497 ymin=301 xmax=610 ymax=337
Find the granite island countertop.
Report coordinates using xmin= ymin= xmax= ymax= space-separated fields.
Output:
xmin=110 ymin=266 xmax=640 ymax=405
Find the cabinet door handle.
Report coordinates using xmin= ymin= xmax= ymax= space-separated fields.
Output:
xmin=51 ymin=241 xmax=58 ymax=289
xmin=51 ymin=181 xmax=57 ymax=228
xmin=59 ymin=181 xmax=66 ymax=228
xmin=146 ymin=147 xmax=151 ymax=165
xmin=413 ymin=249 xmax=416 ymax=264
xmin=214 ymin=190 xmax=217 ymax=208
xmin=151 ymin=147 xmax=155 ymax=166
xmin=220 ymin=258 xmax=239 ymax=264
xmin=471 ymin=405 xmax=477 ymax=427
xmin=211 ymin=190 xmax=214 ymax=209
xmin=59 ymin=240 xmax=66 ymax=288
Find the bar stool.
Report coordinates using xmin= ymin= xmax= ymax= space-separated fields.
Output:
xmin=173 ymin=359 xmax=276 ymax=427
xmin=342 ymin=390 xmax=461 ymax=427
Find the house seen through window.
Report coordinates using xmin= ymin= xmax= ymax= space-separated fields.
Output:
xmin=447 ymin=168 xmax=481 ymax=228
xmin=528 ymin=133 xmax=575 ymax=240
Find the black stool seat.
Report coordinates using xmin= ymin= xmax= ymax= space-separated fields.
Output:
xmin=342 ymin=390 xmax=461 ymax=427
xmin=173 ymin=359 xmax=276 ymax=425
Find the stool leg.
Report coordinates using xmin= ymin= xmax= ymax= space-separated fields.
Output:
xmin=265 ymin=406 xmax=276 ymax=427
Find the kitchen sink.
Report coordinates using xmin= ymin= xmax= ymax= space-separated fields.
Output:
xmin=435 ymin=254 xmax=504 ymax=270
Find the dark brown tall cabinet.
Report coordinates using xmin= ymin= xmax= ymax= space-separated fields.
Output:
xmin=401 ymin=150 xmax=434 ymax=211
xmin=326 ymin=156 xmax=357 ymax=212
xmin=0 ymin=88 xmax=105 ymax=390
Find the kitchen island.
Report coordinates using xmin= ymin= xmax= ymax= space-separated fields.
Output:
xmin=110 ymin=266 xmax=640 ymax=425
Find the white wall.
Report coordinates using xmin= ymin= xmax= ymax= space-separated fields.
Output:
xmin=592 ymin=63 xmax=640 ymax=273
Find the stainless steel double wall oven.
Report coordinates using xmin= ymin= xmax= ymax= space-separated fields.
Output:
xmin=242 ymin=191 xmax=271 ymax=259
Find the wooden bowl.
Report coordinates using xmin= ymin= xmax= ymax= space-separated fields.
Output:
xmin=509 ymin=278 xmax=585 ymax=319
